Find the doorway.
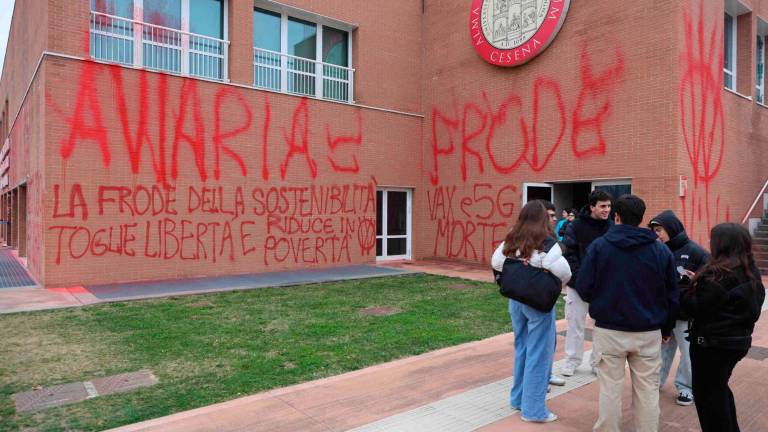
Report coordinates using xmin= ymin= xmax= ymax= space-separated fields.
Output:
xmin=523 ymin=179 xmax=632 ymax=214
xmin=376 ymin=188 xmax=412 ymax=260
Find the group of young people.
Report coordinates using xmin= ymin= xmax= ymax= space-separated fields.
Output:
xmin=491 ymin=191 xmax=765 ymax=431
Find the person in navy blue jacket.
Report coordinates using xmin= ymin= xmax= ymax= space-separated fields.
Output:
xmin=575 ymin=195 xmax=678 ymax=432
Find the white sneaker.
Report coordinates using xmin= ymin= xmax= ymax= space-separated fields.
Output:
xmin=521 ymin=412 xmax=559 ymax=423
xmin=549 ymin=375 xmax=566 ymax=386
xmin=561 ymin=365 xmax=576 ymax=377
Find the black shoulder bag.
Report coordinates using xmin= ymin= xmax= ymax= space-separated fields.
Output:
xmin=493 ymin=237 xmax=562 ymax=312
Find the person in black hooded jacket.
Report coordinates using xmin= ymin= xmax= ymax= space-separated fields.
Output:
xmin=648 ymin=210 xmax=709 ymax=407
xmin=575 ymin=195 xmax=678 ymax=432
xmin=682 ymin=223 xmax=765 ymax=432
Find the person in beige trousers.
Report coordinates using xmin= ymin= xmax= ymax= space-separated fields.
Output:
xmin=573 ymin=195 xmax=679 ymax=432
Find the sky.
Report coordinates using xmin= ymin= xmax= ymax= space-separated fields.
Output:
xmin=0 ymin=0 xmax=15 ymax=79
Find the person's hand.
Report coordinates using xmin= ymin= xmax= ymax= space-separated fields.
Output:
xmin=683 ymin=269 xmax=695 ymax=278
xmin=662 ymin=336 xmax=671 ymax=344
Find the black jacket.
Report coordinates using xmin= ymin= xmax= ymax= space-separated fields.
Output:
xmin=575 ymin=224 xmax=679 ymax=336
xmin=562 ymin=206 xmax=612 ymax=287
xmin=682 ymin=265 xmax=765 ymax=343
xmin=649 ymin=210 xmax=710 ymax=320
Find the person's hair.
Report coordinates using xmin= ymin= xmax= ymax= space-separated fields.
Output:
xmin=568 ymin=208 xmax=577 ymax=215
xmin=589 ymin=190 xmax=612 ymax=207
xmin=539 ymin=200 xmax=556 ymax=212
xmin=503 ymin=200 xmax=554 ymax=258
xmin=693 ymin=223 xmax=757 ymax=288
xmin=613 ymin=194 xmax=645 ymax=226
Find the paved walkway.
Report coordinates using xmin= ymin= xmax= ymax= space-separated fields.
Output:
xmin=0 ymin=265 xmax=415 ymax=314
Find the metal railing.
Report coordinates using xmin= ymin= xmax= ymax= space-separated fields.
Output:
xmin=741 ymin=178 xmax=768 ymax=224
xmin=90 ymin=11 xmax=228 ymax=81
xmin=253 ymin=47 xmax=354 ymax=103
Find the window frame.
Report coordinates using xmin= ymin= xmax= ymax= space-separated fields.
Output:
xmin=758 ymin=34 xmax=765 ymax=103
xmin=724 ymin=11 xmax=737 ymax=91
xmin=253 ymin=1 xmax=355 ymax=102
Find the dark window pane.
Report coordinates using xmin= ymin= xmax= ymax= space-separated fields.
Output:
xmin=376 ymin=238 xmax=382 ymax=257
xmin=254 ymin=8 xmax=281 ymax=51
xmin=387 ymin=192 xmax=407 ymax=236
xmin=288 ymin=17 xmax=316 ymax=59
xmin=376 ymin=191 xmax=382 ymax=236
xmin=387 ymin=238 xmax=406 ymax=256
xmin=191 ymin=0 xmax=222 ymax=39
xmin=144 ymin=0 xmax=181 ymax=29
xmin=526 ymin=186 xmax=552 ymax=203
xmin=323 ymin=27 xmax=348 ymax=66
xmin=91 ymin=0 xmax=133 ymax=18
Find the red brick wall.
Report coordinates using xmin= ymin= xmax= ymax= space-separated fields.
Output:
xmin=675 ymin=1 xmax=768 ymax=245
xmin=0 ymin=1 xmax=49 ymax=284
xmin=737 ymin=12 xmax=753 ymax=96
xmin=3 ymin=0 xmax=768 ymax=286
xmin=0 ymin=0 xmax=48 ymax=119
xmin=42 ymin=59 xmax=422 ymax=286
xmin=415 ymin=0 xmax=684 ymax=263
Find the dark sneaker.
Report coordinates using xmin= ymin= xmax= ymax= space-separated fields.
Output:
xmin=676 ymin=393 xmax=694 ymax=406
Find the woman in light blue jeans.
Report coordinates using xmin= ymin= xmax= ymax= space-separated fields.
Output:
xmin=492 ymin=201 xmax=571 ymax=423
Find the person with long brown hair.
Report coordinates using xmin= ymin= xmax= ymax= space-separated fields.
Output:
xmin=491 ymin=200 xmax=571 ymax=423
xmin=682 ymin=223 xmax=765 ymax=432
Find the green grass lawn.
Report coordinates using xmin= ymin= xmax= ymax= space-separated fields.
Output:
xmin=0 ymin=274 xmax=565 ymax=431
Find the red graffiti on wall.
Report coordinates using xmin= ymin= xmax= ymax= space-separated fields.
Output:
xmin=429 ymin=46 xmax=625 ymax=185
xmin=679 ymin=3 xmax=727 ymax=241
xmin=427 ymin=183 xmax=516 ymax=262
xmin=48 ymin=182 xmax=377 ymax=266
xmin=213 ymin=88 xmax=251 ymax=180
xmin=571 ymin=47 xmax=626 ymax=158
xmin=280 ymin=98 xmax=318 ymax=180
xmin=326 ymin=110 xmax=363 ymax=173
xmin=47 ymin=62 xmax=364 ymax=185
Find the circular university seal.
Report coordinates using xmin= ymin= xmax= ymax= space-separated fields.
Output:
xmin=469 ymin=0 xmax=571 ymax=67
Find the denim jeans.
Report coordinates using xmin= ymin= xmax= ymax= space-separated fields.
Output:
xmin=509 ymin=299 xmax=556 ymax=420
xmin=659 ymin=320 xmax=693 ymax=397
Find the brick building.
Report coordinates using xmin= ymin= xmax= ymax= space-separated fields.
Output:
xmin=0 ymin=0 xmax=765 ymax=287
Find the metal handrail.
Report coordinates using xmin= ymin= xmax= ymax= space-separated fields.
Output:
xmin=253 ymin=47 xmax=355 ymax=73
xmin=741 ymin=178 xmax=768 ymax=224
xmin=253 ymin=47 xmax=354 ymax=102
xmin=91 ymin=11 xmax=230 ymax=46
xmin=90 ymin=10 xmax=228 ymax=81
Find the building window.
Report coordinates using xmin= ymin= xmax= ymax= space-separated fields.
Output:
xmin=758 ymin=35 xmax=765 ymax=103
xmin=724 ymin=12 xmax=736 ymax=90
xmin=252 ymin=5 xmax=355 ymax=103
xmin=89 ymin=0 xmax=228 ymax=81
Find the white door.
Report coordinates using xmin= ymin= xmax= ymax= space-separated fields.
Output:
xmin=376 ymin=188 xmax=412 ymax=260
